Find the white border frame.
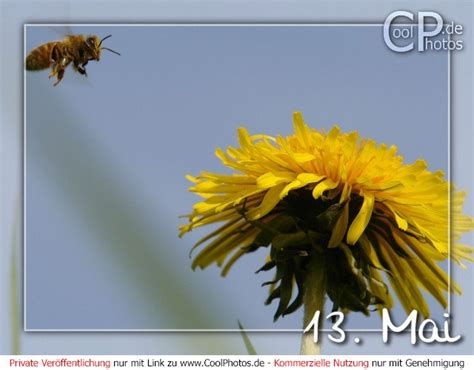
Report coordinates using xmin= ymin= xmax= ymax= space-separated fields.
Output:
xmin=23 ymin=23 xmax=451 ymax=333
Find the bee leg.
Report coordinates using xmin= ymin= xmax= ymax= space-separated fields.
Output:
xmin=48 ymin=63 xmax=58 ymax=79
xmin=73 ymin=61 xmax=88 ymax=77
xmin=50 ymin=45 xmax=60 ymax=66
xmin=80 ymin=61 xmax=88 ymax=76
xmin=49 ymin=63 xmax=55 ymax=75
xmin=49 ymin=46 xmax=67 ymax=73
xmin=52 ymin=58 xmax=70 ymax=86
xmin=53 ymin=67 xmax=66 ymax=86
xmin=78 ymin=66 xmax=87 ymax=77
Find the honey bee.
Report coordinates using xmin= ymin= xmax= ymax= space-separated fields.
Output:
xmin=25 ymin=34 xmax=120 ymax=86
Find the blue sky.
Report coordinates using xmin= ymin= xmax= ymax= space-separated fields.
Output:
xmin=25 ymin=25 xmax=450 ymax=332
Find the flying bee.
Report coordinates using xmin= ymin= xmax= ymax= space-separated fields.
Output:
xmin=25 ymin=34 xmax=120 ymax=86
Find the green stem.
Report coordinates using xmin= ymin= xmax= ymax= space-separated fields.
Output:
xmin=300 ymin=255 xmax=325 ymax=355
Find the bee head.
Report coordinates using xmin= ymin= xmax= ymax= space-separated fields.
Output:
xmin=85 ymin=36 xmax=102 ymax=60
xmin=86 ymin=34 xmax=121 ymax=61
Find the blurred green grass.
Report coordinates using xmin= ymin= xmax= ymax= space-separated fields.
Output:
xmin=29 ymin=84 xmax=218 ymax=329
xmin=23 ymin=78 xmax=250 ymax=353
xmin=238 ymin=321 xmax=257 ymax=355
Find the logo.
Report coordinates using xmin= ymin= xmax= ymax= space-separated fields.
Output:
xmin=383 ymin=11 xmax=463 ymax=52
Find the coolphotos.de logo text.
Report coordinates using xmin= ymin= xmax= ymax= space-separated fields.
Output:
xmin=383 ymin=11 xmax=463 ymax=52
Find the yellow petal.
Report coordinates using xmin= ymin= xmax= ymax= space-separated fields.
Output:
xmin=358 ymin=234 xmax=384 ymax=270
xmin=280 ymin=173 xmax=325 ymax=198
xmin=326 ymin=125 xmax=340 ymax=144
xmin=185 ymin=175 xmax=198 ymax=183
xmin=280 ymin=181 xmax=303 ymax=198
xmin=199 ymin=172 xmax=256 ymax=185
xmin=297 ymin=173 xmax=325 ymax=184
xmin=328 ymin=202 xmax=349 ymax=248
xmin=346 ymin=192 xmax=375 ymax=245
xmin=292 ymin=152 xmax=316 ymax=163
xmin=312 ymin=178 xmax=339 ymax=199
xmin=257 ymin=172 xmax=295 ymax=189
xmin=339 ymin=183 xmax=352 ymax=203
xmin=386 ymin=204 xmax=408 ymax=231
xmin=237 ymin=127 xmax=253 ymax=153
xmin=248 ymin=183 xmax=286 ymax=220
xmin=293 ymin=112 xmax=311 ymax=148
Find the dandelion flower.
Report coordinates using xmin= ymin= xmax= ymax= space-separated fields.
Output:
xmin=180 ymin=112 xmax=474 ymax=337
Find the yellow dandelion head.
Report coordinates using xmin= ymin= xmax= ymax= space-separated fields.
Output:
xmin=180 ymin=112 xmax=474 ymax=321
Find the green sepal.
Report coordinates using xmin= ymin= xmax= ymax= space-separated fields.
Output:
xmin=315 ymin=201 xmax=348 ymax=232
xmin=273 ymin=261 xmax=294 ymax=321
xmin=256 ymin=260 xmax=276 ymax=273
xmin=265 ymin=286 xmax=281 ymax=305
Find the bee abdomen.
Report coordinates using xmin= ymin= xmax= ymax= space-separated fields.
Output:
xmin=25 ymin=42 xmax=57 ymax=71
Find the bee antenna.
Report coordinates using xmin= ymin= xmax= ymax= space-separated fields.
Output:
xmin=99 ymin=34 xmax=112 ymax=47
xmin=101 ymin=47 xmax=121 ymax=56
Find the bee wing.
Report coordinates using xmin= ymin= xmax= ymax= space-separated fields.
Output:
xmin=47 ymin=25 xmax=74 ymax=37
xmin=48 ymin=1 xmax=74 ymax=36
xmin=47 ymin=1 xmax=92 ymax=87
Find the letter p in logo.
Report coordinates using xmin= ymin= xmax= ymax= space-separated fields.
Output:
xmin=418 ymin=12 xmax=444 ymax=51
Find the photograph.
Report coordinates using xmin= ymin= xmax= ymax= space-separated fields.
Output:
xmin=1 ymin=0 xmax=473 ymax=364
xmin=25 ymin=25 xmax=457 ymax=333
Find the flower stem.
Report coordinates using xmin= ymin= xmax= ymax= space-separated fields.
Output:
xmin=300 ymin=255 xmax=325 ymax=355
